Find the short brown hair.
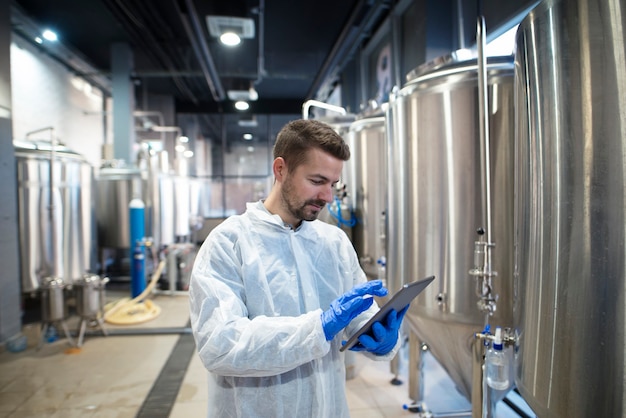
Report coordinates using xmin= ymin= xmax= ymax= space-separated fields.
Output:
xmin=273 ymin=119 xmax=350 ymax=172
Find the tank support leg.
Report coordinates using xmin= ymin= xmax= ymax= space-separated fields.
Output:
xmin=76 ymin=317 xmax=108 ymax=347
xmin=406 ymin=330 xmax=430 ymax=413
xmin=37 ymin=320 xmax=75 ymax=350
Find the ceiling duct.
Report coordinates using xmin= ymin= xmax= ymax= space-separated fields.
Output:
xmin=176 ymin=0 xmax=226 ymax=102
xmin=206 ymin=16 xmax=255 ymax=39
xmin=307 ymin=0 xmax=392 ymax=100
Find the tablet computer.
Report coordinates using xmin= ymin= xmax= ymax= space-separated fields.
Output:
xmin=340 ymin=276 xmax=436 ymax=352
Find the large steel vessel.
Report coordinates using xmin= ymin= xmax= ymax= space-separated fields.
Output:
xmin=387 ymin=55 xmax=516 ymax=398
xmin=514 ymin=0 xmax=626 ymax=416
xmin=346 ymin=114 xmax=388 ymax=283
xmin=15 ymin=140 xmax=95 ymax=293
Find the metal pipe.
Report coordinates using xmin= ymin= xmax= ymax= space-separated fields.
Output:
xmin=72 ymin=327 xmax=192 ymax=337
xmin=476 ymin=16 xmax=493 ymax=265
xmin=133 ymin=110 xmax=166 ymax=142
xmin=457 ymin=0 xmax=466 ymax=49
xmin=302 ymin=100 xmax=347 ymax=120
xmin=474 ymin=16 xmax=496 ymax=418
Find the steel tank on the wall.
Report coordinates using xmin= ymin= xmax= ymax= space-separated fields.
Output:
xmin=14 ymin=140 xmax=95 ymax=293
xmin=514 ymin=0 xmax=626 ymax=416
xmin=387 ymin=55 xmax=515 ymax=398
xmin=346 ymin=114 xmax=388 ymax=284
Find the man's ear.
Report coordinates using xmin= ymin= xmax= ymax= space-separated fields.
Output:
xmin=273 ymin=157 xmax=287 ymax=181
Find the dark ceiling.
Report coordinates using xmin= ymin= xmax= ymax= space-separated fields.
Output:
xmin=11 ymin=0 xmax=393 ymax=115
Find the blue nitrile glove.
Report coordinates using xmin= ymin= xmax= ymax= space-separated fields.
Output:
xmin=321 ymin=280 xmax=389 ymax=341
xmin=349 ymin=305 xmax=409 ymax=355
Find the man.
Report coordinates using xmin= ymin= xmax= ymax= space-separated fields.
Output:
xmin=189 ymin=119 xmax=407 ymax=417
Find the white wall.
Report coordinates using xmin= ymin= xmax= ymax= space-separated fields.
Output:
xmin=10 ymin=35 xmax=109 ymax=169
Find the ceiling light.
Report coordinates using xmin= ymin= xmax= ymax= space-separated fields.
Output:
xmin=243 ymin=133 xmax=253 ymax=140
xmin=42 ymin=29 xmax=58 ymax=42
xmin=235 ymin=100 xmax=249 ymax=111
xmin=35 ymin=37 xmax=43 ymax=44
xmin=220 ymin=32 xmax=241 ymax=46
xmin=179 ymin=136 xmax=189 ymax=143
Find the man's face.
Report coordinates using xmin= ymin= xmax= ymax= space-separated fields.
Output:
xmin=280 ymin=148 xmax=344 ymax=225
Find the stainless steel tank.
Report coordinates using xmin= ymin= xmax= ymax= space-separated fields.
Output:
xmin=14 ymin=140 xmax=95 ymax=293
xmin=157 ymin=174 xmax=201 ymax=245
xmin=387 ymin=55 xmax=515 ymax=398
xmin=346 ymin=114 xmax=388 ymax=283
xmin=95 ymin=166 xmax=145 ymax=249
xmin=40 ymin=277 xmax=67 ymax=322
xmin=514 ymin=0 xmax=626 ymax=416
xmin=74 ymin=274 xmax=108 ymax=318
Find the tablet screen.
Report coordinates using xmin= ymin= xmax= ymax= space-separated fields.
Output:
xmin=340 ymin=276 xmax=436 ymax=352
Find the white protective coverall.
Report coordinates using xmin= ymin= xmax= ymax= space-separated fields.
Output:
xmin=189 ymin=201 xmax=399 ymax=417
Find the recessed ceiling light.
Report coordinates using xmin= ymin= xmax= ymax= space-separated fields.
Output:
xmin=220 ymin=32 xmax=241 ymax=46
xmin=42 ymin=29 xmax=58 ymax=42
xmin=235 ymin=100 xmax=249 ymax=111
xmin=243 ymin=133 xmax=253 ymax=140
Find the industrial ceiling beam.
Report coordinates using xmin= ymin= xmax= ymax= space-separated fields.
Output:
xmin=306 ymin=0 xmax=392 ymax=100
xmin=176 ymin=0 xmax=226 ymax=103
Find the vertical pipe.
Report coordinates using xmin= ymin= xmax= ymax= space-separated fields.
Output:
xmin=48 ymin=131 xmax=60 ymax=278
xmin=476 ymin=16 xmax=492 ymax=253
xmin=457 ymin=0 xmax=466 ymax=48
xmin=475 ymin=15 xmax=492 ymax=418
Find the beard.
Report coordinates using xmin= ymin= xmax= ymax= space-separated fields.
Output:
xmin=281 ymin=175 xmax=327 ymax=222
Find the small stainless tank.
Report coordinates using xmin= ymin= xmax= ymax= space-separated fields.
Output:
xmin=40 ymin=277 xmax=67 ymax=322
xmin=74 ymin=274 xmax=108 ymax=318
